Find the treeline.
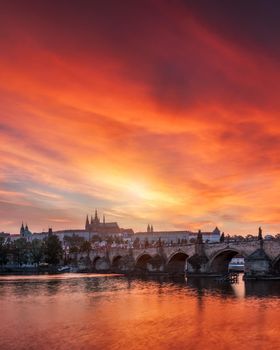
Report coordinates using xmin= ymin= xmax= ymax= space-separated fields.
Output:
xmin=0 ymin=235 xmax=62 ymax=267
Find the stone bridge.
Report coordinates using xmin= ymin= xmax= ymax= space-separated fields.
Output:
xmin=72 ymin=240 xmax=280 ymax=276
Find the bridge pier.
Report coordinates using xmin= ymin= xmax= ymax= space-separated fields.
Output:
xmin=244 ymin=246 xmax=272 ymax=279
xmin=69 ymin=238 xmax=280 ymax=278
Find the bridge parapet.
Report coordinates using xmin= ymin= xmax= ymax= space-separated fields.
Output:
xmin=204 ymin=241 xmax=260 ymax=260
xmin=69 ymin=240 xmax=280 ymax=276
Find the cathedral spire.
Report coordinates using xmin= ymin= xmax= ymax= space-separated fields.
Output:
xmin=20 ymin=222 xmax=24 ymax=235
xmin=85 ymin=215 xmax=89 ymax=230
xmin=94 ymin=209 xmax=100 ymax=223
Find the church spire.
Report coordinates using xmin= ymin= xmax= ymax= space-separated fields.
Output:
xmin=147 ymin=224 xmax=150 ymax=233
xmin=94 ymin=209 xmax=100 ymax=223
xmin=20 ymin=222 xmax=24 ymax=235
xmin=85 ymin=215 xmax=89 ymax=230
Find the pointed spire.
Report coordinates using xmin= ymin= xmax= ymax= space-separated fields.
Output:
xmin=103 ymin=214 xmax=105 ymax=225
xmin=85 ymin=215 xmax=89 ymax=230
xmin=147 ymin=224 xmax=150 ymax=233
xmin=151 ymin=225 xmax=154 ymax=232
xmin=95 ymin=209 xmax=98 ymax=220
xmin=20 ymin=222 xmax=24 ymax=235
xmin=25 ymin=223 xmax=28 ymax=231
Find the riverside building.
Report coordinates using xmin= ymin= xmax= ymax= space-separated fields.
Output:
xmin=6 ymin=211 xmax=221 ymax=244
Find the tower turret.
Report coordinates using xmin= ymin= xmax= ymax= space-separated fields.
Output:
xmin=20 ymin=222 xmax=25 ymax=235
xmin=85 ymin=215 xmax=90 ymax=230
xmin=94 ymin=209 xmax=100 ymax=223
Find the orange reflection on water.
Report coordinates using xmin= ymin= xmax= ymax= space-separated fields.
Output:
xmin=0 ymin=274 xmax=280 ymax=350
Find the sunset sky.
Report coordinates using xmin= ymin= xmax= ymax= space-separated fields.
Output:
xmin=1 ymin=0 xmax=280 ymax=235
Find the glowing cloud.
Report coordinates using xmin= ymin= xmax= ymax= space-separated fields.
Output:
xmin=0 ymin=0 xmax=280 ymax=234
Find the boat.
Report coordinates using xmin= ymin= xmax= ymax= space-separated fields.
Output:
xmin=57 ymin=266 xmax=71 ymax=273
xmin=215 ymin=272 xmax=239 ymax=284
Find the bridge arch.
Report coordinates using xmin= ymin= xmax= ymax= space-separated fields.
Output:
xmin=135 ymin=253 xmax=165 ymax=273
xmin=166 ymin=251 xmax=188 ymax=274
xmin=209 ymin=248 xmax=242 ymax=274
xmin=135 ymin=253 xmax=153 ymax=272
xmin=92 ymin=256 xmax=101 ymax=270
xmin=111 ymin=255 xmax=122 ymax=272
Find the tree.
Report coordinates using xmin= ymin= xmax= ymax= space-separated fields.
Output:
xmin=31 ymin=239 xmax=44 ymax=266
xmin=80 ymin=240 xmax=91 ymax=255
xmin=69 ymin=246 xmax=79 ymax=254
xmin=133 ymin=237 xmax=140 ymax=249
xmin=64 ymin=235 xmax=85 ymax=250
xmin=144 ymin=238 xmax=149 ymax=249
xmin=106 ymin=235 xmax=113 ymax=244
xmin=0 ymin=237 xmax=8 ymax=266
xmin=44 ymin=235 xmax=62 ymax=265
xmin=12 ymin=238 xmax=30 ymax=266
xmin=91 ymin=235 xmax=101 ymax=243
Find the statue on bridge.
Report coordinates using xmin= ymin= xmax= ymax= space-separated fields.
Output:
xmin=258 ymin=227 xmax=264 ymax=249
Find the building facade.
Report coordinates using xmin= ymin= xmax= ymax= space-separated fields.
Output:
xmin=134 ymin=226 xmax=221 ymax=244
xmin=5 ymin=212 xmax=220 ymax=244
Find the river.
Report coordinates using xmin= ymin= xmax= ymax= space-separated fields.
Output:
xmin=0 ymin=273 xmax=280 ymax=350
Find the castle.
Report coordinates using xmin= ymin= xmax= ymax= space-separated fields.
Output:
xmin=7 ymin=210 xmax=220 ymax=244
xmin=85 ymin=210 xmax=121 ymax=234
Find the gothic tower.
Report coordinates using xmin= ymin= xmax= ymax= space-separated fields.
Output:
xmin=85 ymin=215 xmax=90 ymax=230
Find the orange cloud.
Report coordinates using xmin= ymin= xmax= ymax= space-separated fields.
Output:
xmin=0 ymin=1 xmax=280 ymax=235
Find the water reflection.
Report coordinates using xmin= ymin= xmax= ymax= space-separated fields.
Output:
xmin=0 ymin=273 xmax=280 ymax=350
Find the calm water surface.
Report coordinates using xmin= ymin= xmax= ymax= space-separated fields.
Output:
xmin=0 ymin=273 xmax=280 ymax=350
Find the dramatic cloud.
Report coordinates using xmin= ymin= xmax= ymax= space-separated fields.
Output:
xmin=0 ymin=0 xmax=280 ymax=234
